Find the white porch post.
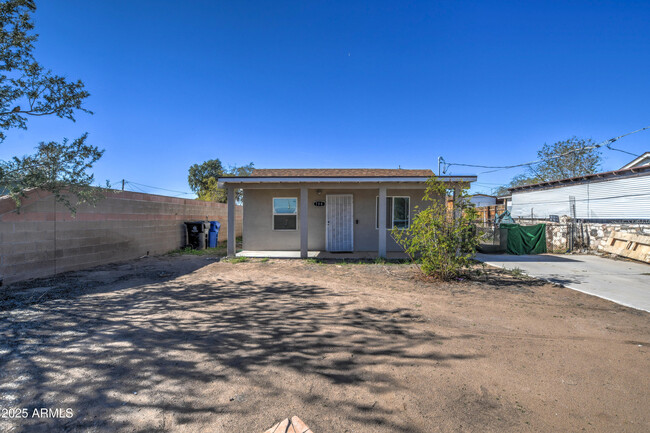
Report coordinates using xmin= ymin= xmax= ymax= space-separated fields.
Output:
xmin=300 ymin=186 xmax=308 ymax=258
xmin=378 ymin=186 xmax=387 ymax=258
xmin=227 ymin=186 xmax=235 ymax=257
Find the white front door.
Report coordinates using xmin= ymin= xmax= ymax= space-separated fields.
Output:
xmin=326 ymin=194 xmax=354 ymax=252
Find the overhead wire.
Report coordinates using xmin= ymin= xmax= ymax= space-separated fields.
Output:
xmin=605 ymin=145 xmax=639 ymax=157
xmin=442 ymin=125 xmax=649 ymax=175
xmin=124 ymin=180 xmax=194 ymax=196
xmin=125 ymin=182 xmax=146 ymax=193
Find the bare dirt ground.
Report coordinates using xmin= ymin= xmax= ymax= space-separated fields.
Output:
xmin=1 ymin=255 xmax=648 ymax=432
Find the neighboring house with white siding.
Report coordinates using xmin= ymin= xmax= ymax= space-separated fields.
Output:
xmin=509 ymin=158 xmax=650 ymax=221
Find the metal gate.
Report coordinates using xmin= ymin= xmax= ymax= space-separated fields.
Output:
xmin=326 ymin=194 xmax=354 ymax=252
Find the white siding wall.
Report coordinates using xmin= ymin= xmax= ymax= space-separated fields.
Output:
xmin=510 ymin=175 xmax=650 ymax=219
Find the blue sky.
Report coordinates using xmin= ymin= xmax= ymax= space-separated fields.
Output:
xmin=1 ymin=0 xmax=649 ymax=196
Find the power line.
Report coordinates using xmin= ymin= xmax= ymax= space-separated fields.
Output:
xmin=124 ymin=181 xmax=146 ymax=193
xmin=124 ymin=180 xmax=194 ymax=196
xmin=605 ymin=145 xmax=639 ymax=157
xmin=441 ymin=125 xmax=649 ymax=175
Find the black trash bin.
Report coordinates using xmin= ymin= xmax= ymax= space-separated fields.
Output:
xmin=184 ymin=221 xmax=209 ymax=249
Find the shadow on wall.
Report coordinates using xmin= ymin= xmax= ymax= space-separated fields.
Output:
xmin=0 ymin=188 xmax=242 ymax=284
xmin=0 ymin=258 xmax=478 ymax=433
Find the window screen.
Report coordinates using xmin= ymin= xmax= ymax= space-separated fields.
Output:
xmin=392 ymin=197 xmax=409 ymax=228
xmin=273 ymin=198 xmax=297 ymax=230
xmin=376 ymin=196 xmax=409 ymax=229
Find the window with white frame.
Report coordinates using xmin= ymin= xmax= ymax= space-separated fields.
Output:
xmin=375 ymin=196 xmax=410 ymax=229
xmin=273 ymin=197 xmax=297 ymax=230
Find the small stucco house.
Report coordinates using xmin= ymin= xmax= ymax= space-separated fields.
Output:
xmin=218 ymin=169 xmax=476 ymax=258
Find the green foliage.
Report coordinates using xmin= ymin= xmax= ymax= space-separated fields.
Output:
xmin=0 ymin=133 xmax=104 ymax=211
xmin=0 ymin=0 xmax=100 ymax=212
xmin=493 ymin=137 xmax=602 ymax=196
xmin=0 ymin=0 xmax=92 ymax=142
xmin=187 ymin=159 xmax=253 ymax=203
xmin=535 ymin=137 xmax=601 ymax=180
xmin=167 ymin=246 xmax=226 ymax=256
xmin=226 ymin=256 xmax=249 ymax=263
xmin=492 ymin=173 xmax=537 ymax=197
xmin=188 ymin=159 xmax=224 ymax=193
xmin=196 ymin=177 xmax=224 ymax=202
xmin=391 ymin=177 xmax=479 ymax=280
xmin=508 ymin=267 xmax=528 ymax=279
xmin=227 ymin=163 xmax=255 ymax=177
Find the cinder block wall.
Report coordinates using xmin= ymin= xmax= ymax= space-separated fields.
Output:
xmin=0 ymin=189 xmax=242 ymax=284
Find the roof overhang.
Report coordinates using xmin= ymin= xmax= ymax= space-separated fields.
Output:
xmin=508 ymin=165 xmax=650 ymax=193
xmin=620 ymin=152 xmax=650 ymax=170
xmin=217 ymin=175 xmax=476 ymax=189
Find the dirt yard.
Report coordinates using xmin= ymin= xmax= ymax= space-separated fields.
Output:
xmin=1 ymin=255 xmax=648 ymax=432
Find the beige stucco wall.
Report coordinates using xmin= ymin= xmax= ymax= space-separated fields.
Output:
xmin=242 ymin=185 xmax=430 ymax=252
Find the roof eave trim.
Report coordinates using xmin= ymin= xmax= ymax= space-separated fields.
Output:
xmin=217 ymin=176 xmax=477 ymax=188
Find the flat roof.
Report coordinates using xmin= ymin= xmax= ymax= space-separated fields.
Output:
xmin=508 ymin=164 xmax=650 ymax=192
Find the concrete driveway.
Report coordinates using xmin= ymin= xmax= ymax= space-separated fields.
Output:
xmin=476 ymin=253 xmax=650 ymax=312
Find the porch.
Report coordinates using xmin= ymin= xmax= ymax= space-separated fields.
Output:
xmin=218 ymin=169 xmax=476 ymax=260
xmin=226 ymin=184 xmax=420 ymax=259
xmin=235 ymin=250 xmax=410 ymax=260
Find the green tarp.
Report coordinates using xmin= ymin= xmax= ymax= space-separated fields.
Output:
xmin=501 ymin=223 xmax=547 ymax=255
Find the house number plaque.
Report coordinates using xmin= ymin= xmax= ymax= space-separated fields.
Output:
xmin=313 ymin=201 xmax=325 ymax=207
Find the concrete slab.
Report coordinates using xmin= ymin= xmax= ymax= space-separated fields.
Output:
xmin=236 ymin=250 xmax=409 ymax=260
xmin=236 ymin=250 xmax=319 ymax=258
xmin=476 ymin=253 xmax=650 ymax=312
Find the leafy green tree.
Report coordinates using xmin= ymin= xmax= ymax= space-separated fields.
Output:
xmin=493 ymin=137 xmax=602 ymax=196
xmin=0 ymin=0 xmax=101 ymax=211
xmin=227 ymin=163 xmax=255 ymax=178
xmin=492 ymin=173 xmax=537 ymax=197
xmin=534 ymin=137 xmax=601 ymax=180
xmin=196 ymin=177 xmax=224 ymax=202
xmin=392 ymin=178 xmax=478 ymax=280
xmin=188 ymin=159 xmax=224 ymax=194
xmin=188 ymin=159 xmax=253 ymax=202
xmin=1 ymin=134 xmax=103 ymax=208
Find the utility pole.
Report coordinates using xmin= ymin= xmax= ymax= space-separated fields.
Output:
xmin=438 ymin=156 xmax=444 ymax=176
xmin=121 ymin=179 xmax=125 ymax=191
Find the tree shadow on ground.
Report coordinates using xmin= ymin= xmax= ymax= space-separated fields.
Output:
xmin=0 ymin=259 xmax=481 ymax=433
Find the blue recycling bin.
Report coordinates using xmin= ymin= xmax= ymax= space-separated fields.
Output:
xmin=208 ymin=221 xmax=221 ymax=248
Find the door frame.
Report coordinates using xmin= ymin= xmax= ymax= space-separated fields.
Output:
xmin=325 ymin=194 xmax=354 ymax=252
